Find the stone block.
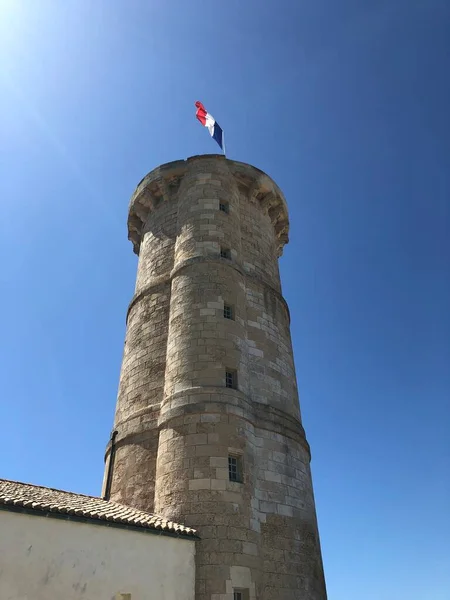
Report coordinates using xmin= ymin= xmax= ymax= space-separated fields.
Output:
xmin=242 ymin=542 xmax=258 ymax=556
xmin=259 ymin=501 xmax=277 ymax=513
xmin=215 ymin=467 xmax=229 ymax=480
xmin=211 ymin=479 xmax=227 ymax=491
xmin=186 ymin=433 xmax=208 ymax=445
xmin=189 ymin=478 xmax=211 ymax=490
xmin=277 ymin=504 xmax=294 ymax=517
xmin=210 ymin=457 xmax=228 ymax=468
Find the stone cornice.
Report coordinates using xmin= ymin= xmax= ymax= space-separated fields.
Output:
xmin=128 ymin=155 xmax=290 ymax=257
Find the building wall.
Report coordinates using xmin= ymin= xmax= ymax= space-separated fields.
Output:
xmin=106 ymin=155 xmax=327 ymax=600
xmin=0 ymin=510 xmax=195 ymax=600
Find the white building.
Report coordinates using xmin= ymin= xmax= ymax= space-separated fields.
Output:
xmin=0 ymin=479 xmax=196 ymax=600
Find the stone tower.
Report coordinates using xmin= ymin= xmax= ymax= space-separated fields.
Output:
xmin=103 ymin=155 xmax=327 ymax=600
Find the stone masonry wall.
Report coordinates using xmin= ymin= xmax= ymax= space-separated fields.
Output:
xmin=105 ymin=155 xmax=327 ymax=600
xmin=106 ymin=192 xmax=177 ymax=511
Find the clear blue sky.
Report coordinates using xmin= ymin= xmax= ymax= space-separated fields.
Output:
xmin=1 ymin=1 xmax=449 ymax=598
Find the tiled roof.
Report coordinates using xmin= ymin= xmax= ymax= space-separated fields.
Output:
xmin=0 ymin=478 xmax=197 ymax=539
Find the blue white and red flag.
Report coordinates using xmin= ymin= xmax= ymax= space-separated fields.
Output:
xmin=195 ymin=101 xmax=224 ymax=151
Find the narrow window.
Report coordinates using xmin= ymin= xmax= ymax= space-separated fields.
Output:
xmin=229 ymin=456 xmax=243 ymax=483
xmin=233 ymin=592 xmax=243 ymax=600
xmin=223 ymin=303 xmax=234 ymax=320
xmin=220 ymin=247 xmax=231 ymax=260
xmin=225 ymin=369 xmax=237 ymax=389
xmin=219 ymin=201 xmax=229 ymax=214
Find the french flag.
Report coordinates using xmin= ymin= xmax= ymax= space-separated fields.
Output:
xmin=195 ymin=101 xmax=224 ymax=151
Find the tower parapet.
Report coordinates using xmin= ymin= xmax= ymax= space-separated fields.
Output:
xmin=105 ymin=154 xmax=327 ymax=600
xmin=128 ymin=155 xmax=289 ymax=258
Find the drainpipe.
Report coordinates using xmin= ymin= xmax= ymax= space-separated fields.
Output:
xmin=103 ymin=430 xmax=118 ymax=501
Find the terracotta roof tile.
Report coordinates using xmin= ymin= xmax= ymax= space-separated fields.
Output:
xmin=0 ymin=479 xmax=197 ymax=539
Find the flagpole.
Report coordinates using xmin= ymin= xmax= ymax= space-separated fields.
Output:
xmin=222 ymin=131 xmax=226 ymax=157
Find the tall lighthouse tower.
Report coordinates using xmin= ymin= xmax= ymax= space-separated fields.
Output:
xmin=103 ymin=155 xmax=327 ymax=600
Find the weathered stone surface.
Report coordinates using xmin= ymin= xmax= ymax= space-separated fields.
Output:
xmin=105 ymin=154 xmax=327 ymax=600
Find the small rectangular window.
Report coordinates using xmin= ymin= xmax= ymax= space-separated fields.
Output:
xmin=233 ymin=590 xmax=249 ymax=600
xmin=229 ymin=456 xmax=243 ymax=483
xmin=223 ymin=304 xmax=234 ymax=320
xmin=220 ymin=247 xmax=231 ymax=260
xmin=219 ymin=201 xmax=229 ymax=214
xmin=225 ymin=369 xmax=237 ymax=389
